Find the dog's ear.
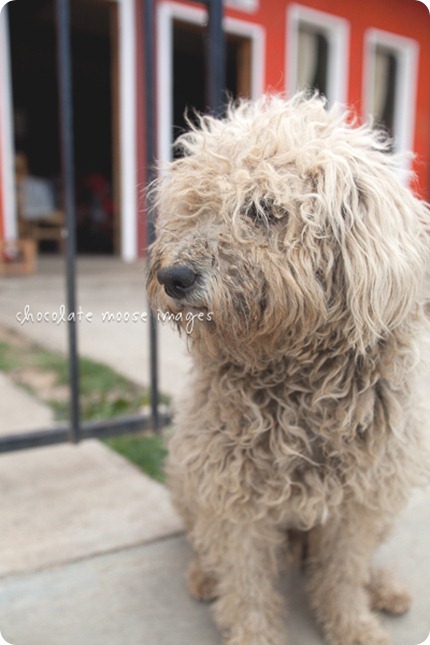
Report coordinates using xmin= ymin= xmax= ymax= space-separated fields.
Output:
xmin=313 ymin=158 xmax=429 ymax=353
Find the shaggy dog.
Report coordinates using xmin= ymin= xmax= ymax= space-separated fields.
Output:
xmin=146 ymin=94 xmax=430 ymax=645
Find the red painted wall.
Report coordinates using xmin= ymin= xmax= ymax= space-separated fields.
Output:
xmin=137 ymin=0 xmax=430 ymax=216
xmin=292 ymin=0 xmax=430 ymax=198
xmin=224 ymin=0 xmax=430 ymax=198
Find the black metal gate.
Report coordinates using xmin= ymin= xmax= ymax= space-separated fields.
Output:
xmin=0 ymin=0 xmax=225 ymax=453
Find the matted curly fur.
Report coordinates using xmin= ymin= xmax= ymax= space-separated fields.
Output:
xmin=146 ymin=93 xmax=430 ymax=645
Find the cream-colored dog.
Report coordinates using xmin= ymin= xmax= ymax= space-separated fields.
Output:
xmin=147 ymin=93 xmax=430 ymax=645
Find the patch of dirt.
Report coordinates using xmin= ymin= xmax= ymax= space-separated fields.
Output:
xmin=0 ymin=324 xmax=68 ymax=403
xmin=14 ymin=367 xmax=69 ymax=403
xmin=0 ymin=323 xmax=146 ymax=420
xmin=0 ymin=324 xmax=29 ymax=348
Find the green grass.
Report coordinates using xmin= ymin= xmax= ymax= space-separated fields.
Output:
xmin=0 ymin=330 xmax=169 ymax=481
xmin=0 ymin=341 xmax=22 ymax=372
xmin=105 ymin=434 xmax=168 ymax=482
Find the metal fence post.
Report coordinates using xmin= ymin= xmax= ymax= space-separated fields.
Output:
xmin=143 ymin=0 xmax=160 ymax=433
xmin=206 ymin=0 xmax=225 ymax=114
xmin=55 ymin=0 xmax=80 ymax=443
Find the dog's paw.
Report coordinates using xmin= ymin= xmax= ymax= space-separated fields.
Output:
xmin=325 ymin=616 xmax=390 ymax=645
xmin=187 ymin=558 xmax=217 ymax=602
xmin=224 ymin=626 xmax=287 ymax=645
xmin=351 ymin=629 xmax=390 ymax=645
xmin=370 ymin=585 xmax=412 ymax=615
xmin=368 ymin=568 xmax=412 ymax=615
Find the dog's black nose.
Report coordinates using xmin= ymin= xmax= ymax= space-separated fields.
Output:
xmin=157 ymin=265 xmax=197 ymax=299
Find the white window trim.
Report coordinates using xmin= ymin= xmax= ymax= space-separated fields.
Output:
xmin=363 ymin=28 xmax=419 ymax=183
xmin=0 ymin=6 xmax=17 ymax=241
xmin=156 ymin=0 xmax=265 ymax=168
xmin=225 ymin=0 xmax=259 ymax=14
xmin=286 ymin=3 xmax=349 ymax=105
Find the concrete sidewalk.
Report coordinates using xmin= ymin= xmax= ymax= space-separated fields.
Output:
xmin=0 ymin=257 xmax=429 ymax=645
xmin=0 ymin=372 xmax=54 ymax=435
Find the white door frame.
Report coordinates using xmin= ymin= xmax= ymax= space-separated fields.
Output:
xmin=116 ymin=0 xmax=137 ymax=260
xmin=156 ymin=0 xmax=265 ymax=168
xmin=0 ymin=6 xmax=17 ymax=241
xmin=0 ymin=0 xmax=137 ymax=260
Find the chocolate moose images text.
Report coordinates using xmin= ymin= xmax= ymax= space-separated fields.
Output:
xmin=15 ymin=304 xmax=213 ymax=334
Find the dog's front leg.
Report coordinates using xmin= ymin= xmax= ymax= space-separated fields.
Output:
xmin=193 ymin=514 xmax=287 ymax=645
xmin=306 ymin=503 xmax=392 ymax=645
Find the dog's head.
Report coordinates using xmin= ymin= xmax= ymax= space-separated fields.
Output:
xmin=146 ymin=94 xmax=429 ymax=364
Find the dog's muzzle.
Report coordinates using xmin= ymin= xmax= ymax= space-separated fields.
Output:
xmin=157 ymin=264 xmax=197 ymax=300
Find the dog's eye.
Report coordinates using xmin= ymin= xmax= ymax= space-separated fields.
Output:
xmin=245 ymin=203 xmax=265 ymax=223
xmin=245 ymin=201 xmax=288 ymax=225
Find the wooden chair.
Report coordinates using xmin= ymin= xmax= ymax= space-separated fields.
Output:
xmin=15 ymin=153 xmax=65 ymax=252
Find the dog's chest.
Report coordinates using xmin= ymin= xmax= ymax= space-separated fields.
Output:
xmin=190 ymin=359 xmax=386 ymax=525
xmin=215 ymin=387 xmax=378 ymax=528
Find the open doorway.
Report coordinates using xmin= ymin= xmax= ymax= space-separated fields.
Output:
xmin=172 ymin=19 xmax=252 ymax=144
xmin=8 ymin=0 xmax=119 ymax=255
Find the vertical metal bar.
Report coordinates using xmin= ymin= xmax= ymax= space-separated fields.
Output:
xmin=55 ymin=0 xmax=80 ymax=443
xmin=206 ymin=0 xmax=225 ymax=114
xmin=143 ymin=0 xmax=160 ymax=432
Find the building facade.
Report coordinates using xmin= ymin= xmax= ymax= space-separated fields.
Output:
xmin=0 ymin=0 xmax=429 ymax=260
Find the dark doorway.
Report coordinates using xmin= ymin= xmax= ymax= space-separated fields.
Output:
xmin=172 ymin=20 xmax=252 ymax=145
xmin=8 ymin=0 xmax=117 ymax=254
